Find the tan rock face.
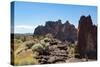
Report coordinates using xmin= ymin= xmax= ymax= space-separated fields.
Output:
xmin=78 ymin=15 xmax=97 ymax=59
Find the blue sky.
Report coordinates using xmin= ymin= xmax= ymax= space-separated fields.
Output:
xmin=13 ymin=1 xmax=97 ymax=33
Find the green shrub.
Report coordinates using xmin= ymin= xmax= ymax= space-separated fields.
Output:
xmin=32 ymin=43 xmax=44 ymax=52
xmin=24 ymin=41 xmax=35 ymax=49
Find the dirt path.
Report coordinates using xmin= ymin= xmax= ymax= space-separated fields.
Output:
xmin=66 ymin=58 xmax=87 ymax=63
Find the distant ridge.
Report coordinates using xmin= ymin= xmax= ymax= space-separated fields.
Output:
xmin=34 ymin=19 xmax=77 ymax=42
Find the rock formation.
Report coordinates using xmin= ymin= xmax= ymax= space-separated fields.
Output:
xmin=34 ymin=20 xmax=77 ymax=42
xmin=36 ymin=37 xmax=68 ymax=64
xmin=78 ymin=15 xmax=97 ymax=59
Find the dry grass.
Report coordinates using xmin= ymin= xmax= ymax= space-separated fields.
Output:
xmin=14 ymin=49 xmax=38 ymax=65
xmin=12 ymin=40 xmax=39 ymax=65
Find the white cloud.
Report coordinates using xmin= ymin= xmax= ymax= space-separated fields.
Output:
xmin=15 ymin=25 xmax=34 ymax=29
xmin=14 ymin=25 xmax=38 ymax=33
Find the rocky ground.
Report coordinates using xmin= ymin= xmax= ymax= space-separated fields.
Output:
xmin=11 ymin=33 xmax=97 ymax=65
xmin=12 ymin=34 xmax=77 ymax=65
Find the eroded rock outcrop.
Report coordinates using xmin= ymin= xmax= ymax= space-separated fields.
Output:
xmin=34 ymin=20 xmax=77 ymax=42
xmin=78 ymin=15 xmax=97 ymax=59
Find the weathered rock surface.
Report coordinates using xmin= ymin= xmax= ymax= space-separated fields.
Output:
xmin=36 ymin=38 xmax=68 ymax=64
xmin=34 ymin=20 xmax=77 ymax=42
xmin=78 ymin=15 xmax=97 ymax=59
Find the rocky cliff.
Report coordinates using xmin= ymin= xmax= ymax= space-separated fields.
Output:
xmin=78 ymin=15 xmax=97 ymax=59
xmin=34 ymin=20 xmax=77 ymax=42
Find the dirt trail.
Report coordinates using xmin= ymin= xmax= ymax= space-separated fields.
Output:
xmin=66 ymin=58 xmax=83 ymax=63
xmin=66 ymin=57 xmax=96 ymax=63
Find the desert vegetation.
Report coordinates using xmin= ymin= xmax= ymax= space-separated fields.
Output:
xmin=11 ymin=33 xmax=93 ymax=65
xmin=11 ymin=33 xmax=78 ymax=65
